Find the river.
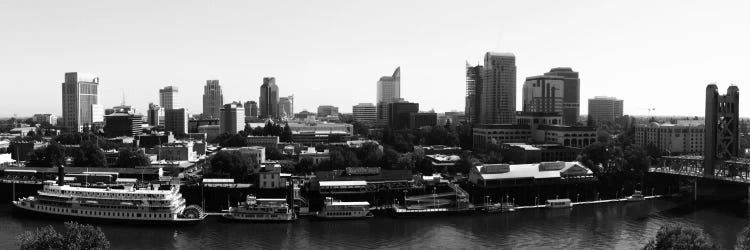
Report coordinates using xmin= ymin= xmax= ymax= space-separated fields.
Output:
xmin=0 ymin=199 xmax=748 ymax=249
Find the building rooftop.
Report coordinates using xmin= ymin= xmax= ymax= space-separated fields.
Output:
xmin=473 ymin=161 xmax=592 ymax=181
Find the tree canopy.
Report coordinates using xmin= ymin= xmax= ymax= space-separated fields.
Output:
xmin=209 ymin=151 xmax=257 ymax=180
xmin=115 ymin=147 xmax=151 ymax=168
xmin=17 ymin=221 xmax=110 ymax=250
xmin=643 ymin=224 xmax=716 ymax=250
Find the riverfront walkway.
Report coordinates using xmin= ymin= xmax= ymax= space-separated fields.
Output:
xmin=512 ymin=195 xmax=664 ymax=210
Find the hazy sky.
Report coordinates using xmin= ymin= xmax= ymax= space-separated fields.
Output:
xmin=1 ymin=0 xmax=749 ymax=118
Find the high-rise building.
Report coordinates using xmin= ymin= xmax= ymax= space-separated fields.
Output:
xmin=544 ymin=68 xmax=580 ymax=125
xmin=147 ymin=103 xmax=161 ymax=126
xmin=165 ymin=108 xmax=188 ymax=135
xmin=587 ymin=96 xmax=624 ymax=125
xmin=465 ymin=63 xmax=483 ymax=124
xmin=377 ymin=67 xmax=401 ymax=124
xmin=353 ymin=103 xmax=377 ymax=123
xmin=388 ymin=101 xmax=419 ymax=130
xmin=278 ymin=96 xmax=293 ymax=118
xmin=259 ymin=77 xmax=279 ymax=119
xmin=704 ymin=84 xmax=740 ymax=175
xmin=202 ymin=80 xmax=223 ymax=119
xmin=317 ymin=105 xmax=339 ymax=117
xmin=159 ymin=86 xmax=179 ymax=110
xmin=104 ymin=113 xmax=143 ymax=137
xmin=220 ymin=102 xmax=245 ymax=134
xmin=522 ymin=75 xmax=564 ymax=114
xmin=480 ymin=52 xmax=516 ymax=124
xmin=32 ymin=114 xmax=57 ymax=126
xmin=61 ymin=72 xmax=99 ymax=132
xmin=244 ymin=101 xmax=258 ymax=119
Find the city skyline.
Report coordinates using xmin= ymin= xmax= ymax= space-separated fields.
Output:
xmin=2 ymin=1 xmax=750 ymax=117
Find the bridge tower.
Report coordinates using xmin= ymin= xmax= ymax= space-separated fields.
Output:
xmin=704 ymin=84 xmax=740 ymax=176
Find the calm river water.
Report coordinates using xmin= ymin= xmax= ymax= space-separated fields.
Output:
xmin=0 ymin=199 xmax=748 ymax=249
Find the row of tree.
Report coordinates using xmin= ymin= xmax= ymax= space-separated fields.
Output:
xmin=8 ymin=133 xmax=150 ymax=168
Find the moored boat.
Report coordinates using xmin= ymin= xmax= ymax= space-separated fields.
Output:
xmin=627 ymin=190 xmax=645 ymax=202
xmin=545 ymin=198 xmax=573 ymax=209
xmin=222 ymin=195 xmax=295 ymax=222
xmin=315 ymin=197 xmax=373 ymax=219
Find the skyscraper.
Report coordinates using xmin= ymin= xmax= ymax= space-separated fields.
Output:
xmin=244 ymin=101 xmax=258 ymax=119
xmin=388 ymin=101 xmax=419 ymax=130
xmin=165 ymin=108 xmax=188 ymax=135
xmin=480 ymin=52 xmax=516 ymax=124
xmin=587 ymin=96 xmax=624 ymax=125
xmin=220 ymin=102 xmax=245 ymax=134
xmin=704 ymin=84 xmax=740 ymax=175
xmin=522 ymin=75 xmax=564 ymax=114
xmin=278 ymin=96 xmax=293 ymax=118
xmin=376 ymin=67 xmax=401 ymax=124
xmin=259 ymin=77 xmax=279 ymax=119
xmin=203 ymin=80 xmax=223 ymax=119
xmin=544 ymin=67 xmax=580 ymax=125
xmin=147 ymin=103 xmax=161 ymax=126
xmin=159 ymin=86 xmax=179 ymax=110
xmin=61 ymin=72 xmax=99 ymax=132
xmin=465 ymin=63 xmax=483 ymax=124
xmin=353 ymin=103 xmax=377 ymax=123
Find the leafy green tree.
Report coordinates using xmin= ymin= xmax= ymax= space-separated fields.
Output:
xmin=17 ymin=221 xmax=110 ymax=250
xmin=280 ymin=123 xmax=292 ymax=142
xmin=380 ymin=148 xmax=399 ymax=169
xmin=396 ymin=153 xmax=415 ymax=170
xmin=643 ymin=224 xmax=716 ymax=250
xmin=736 ymin=225 xmax=750 ymax=250
xmin=116 ymin=147 xmax=151 ymax=168
xmin=294 ymin=158 xmax=314 ymax=174
xmin=265 ymin=147 xmax=283 ymax=160
xmin=209 ymin=151 xmax=256 ymax=180
xmin=358 ymin=142 xmax=383 ymax=167
xmin=219 ymin=134 xmax=247 ymax=147
xmin=72 ymin=141 xmax=106 ymax=167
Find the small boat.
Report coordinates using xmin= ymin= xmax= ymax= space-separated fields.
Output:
xmin=545 ymin=198 xmax=573 ymax=208
xmin=222 ymin=195 xmax=296 ymax=222
xmin=315 ymin=197 xmax=373 ymax=219
xmin=482 ymin=202 xmax=516 ymax=213
xmin=627 ymin=190 xmax=645 ymax=202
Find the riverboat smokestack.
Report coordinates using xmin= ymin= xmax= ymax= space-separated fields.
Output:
xmin=58 ymin=165 xmax=65 ymax=186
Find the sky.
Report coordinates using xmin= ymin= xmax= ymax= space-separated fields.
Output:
xmin=1 ymin=0 xmax=749 ymax=118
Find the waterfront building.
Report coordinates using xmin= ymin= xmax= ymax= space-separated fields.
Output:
xmin=259 ymin=77 xmax=279 ymax=119
xmin=465 ymin=63 xmax=483 ymax=124
xmin=376 ymin=67 xmax=401 ymax=124
xmin=314 ymin=167 xmax=414 ymax=194
xmin=522 ymin=75 xmax=564 ymax=115
xmin=317 ymin=105 xmax=339 ymax=117
xmin=103 ymin=113 xmax=143 ymax=137
xmin=543 ymin=68 xmax=581 ymax=125
xmin=480 ymin=52 xmax=516 ymax=125
xmin=32 ymin=114 xmax=57 ymax=126
xmin=61 ymin=72 xmax=99 ymax=132
xmin=203 ymin=80 xmax=223 ymax=119
xmin=353 ymin=103 xmax=377 ymax=123
xmin=468 ymin=161 xmax=595 ymax=189
xmin=499 ymin=143 xmax=580 ymax=164
xmin=587 ymin=96 xmax=623 ymax=125
xmin=152 ymin=142 xmax=197 ymax=161
xmin=472 ymin=121 xmax=596 ymax=150
xmin=165 ymin=108 xmax=188 ymax=135
xmin=704 ymin=84 xmax=740 ymax=174
xmin=244 ymin=101 xmax=258 ymax=119
xmin=220 ymin=102 xmax=245 ymax=134
xmin=387 ymin=101 xmax=419 ymax=130
xmin=147 ymin=103 xmax=161 ymax=126
xmin=159 ymin=86 xmax=179 ymax=110
xmin=245 ymin=136 xmax=279 ymax=149
xmin=256 ymin=164 xmax=288 ymax=189
xmin=634 ymin=121 xmax=705 ymax=155
xmin=299 ymin=148 xmax=331 ymax=166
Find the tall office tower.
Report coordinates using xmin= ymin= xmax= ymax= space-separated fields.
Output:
xmin=202 ymin=80 xmax=223 ymax=119
xmin=465 ymin=63 xmax=483 ymax=124
xmin=376 ymin=67 xmax=401 ymax=124
xmin=244 ymin=101 xmax=258 ymax=118
xmin=159 ymin=86 xmax=179 ymax=110
xmin=387 ymin=101 xmax=419 ymax=130
xmin=61 ymin=72 xmax=100 ymax=132
xmin=317 ymin=105 xmax=340 ymax=117
xmin=480 ymin=52 xmax=516 ymax=124
xmin=147 ymin=103 xmax=161 ymax=126
xmin=220 ymin=102 xmax=245 ymax=134
xmin=353 ymin=103 xmax=377 ymax=123
xmin=587 ymin=96 xmax=624 ymax=125
xmin=165 ymin=108 xmax=188 ymax=135
xmin=259 ymin=77 xmax=279 ymax=119
xmin=544 ymin=67 xmax=580 ymax=125
xmin=522 ymin=75 xmax=564 ymax=114
xmin=704 ymin=84 xmax=740 ymax=176
xmin=278 ymin=96 xmax=293 ymax=118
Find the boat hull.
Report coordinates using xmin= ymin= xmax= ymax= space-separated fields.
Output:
xmin=221 ymin=213 xmax=296 ymax=223
xmin=12 ymin=201 xmax=204 ymax=225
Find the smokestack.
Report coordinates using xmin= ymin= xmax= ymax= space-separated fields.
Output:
xmin=58 ymin=165 xmax=65 ymax=186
